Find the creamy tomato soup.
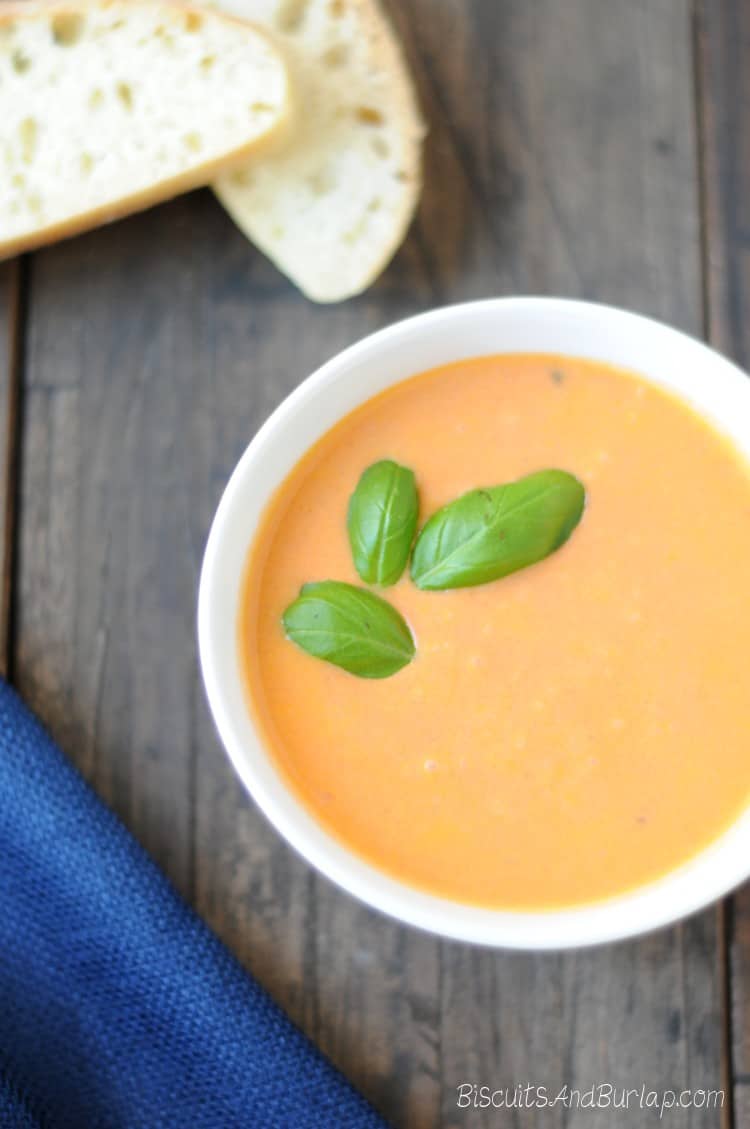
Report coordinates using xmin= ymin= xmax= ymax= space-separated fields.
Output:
xmin=239 ymin=355 xmax=750 ymax=909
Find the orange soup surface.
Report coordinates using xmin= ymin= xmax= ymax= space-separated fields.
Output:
xmin=240 ymin=355 xmax=750 ymax=909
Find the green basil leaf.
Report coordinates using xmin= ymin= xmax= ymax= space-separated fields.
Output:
xmin=347 ymin=459 xmax=418 ymax=586
xmin=411 ymin=469 xmax=585 ymax=590
xmin=282 ymin=580 xmax=416 ymax=678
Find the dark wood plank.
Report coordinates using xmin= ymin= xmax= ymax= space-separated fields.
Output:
xmin=15 ymin=216 xmax=225 ymax=895
xmin=697 ymin=1 xmax=750 ymax=1122
xmin=0 ymin=262 xmax=21 ymax=677
xmin=13 ymin=2 xmax=725 ymax=1128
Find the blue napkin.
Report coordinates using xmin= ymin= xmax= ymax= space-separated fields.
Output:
xmin=0 ymin=680 xmax=387 ymax=1129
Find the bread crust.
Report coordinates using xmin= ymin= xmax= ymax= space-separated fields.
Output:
xmin=213 ymin=0 xmax=426 ymax=302
xmin=0 ymin=0 xmax=292 ymax=260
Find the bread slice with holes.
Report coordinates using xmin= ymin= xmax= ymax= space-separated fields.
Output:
xmin=0 ymin=0 xmax=291 ymax=258
xmin=211 ymin=0 xmax=425 ymax=302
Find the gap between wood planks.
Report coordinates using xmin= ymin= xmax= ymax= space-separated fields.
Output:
xmin=0 ymin=259 xmax=25 ymax=684
xmin=692 ymin=6 xmax=735 ymax=1127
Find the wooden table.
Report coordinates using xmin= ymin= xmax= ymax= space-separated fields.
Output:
xmin=1 ymin=1 xmax=748 ymax=1125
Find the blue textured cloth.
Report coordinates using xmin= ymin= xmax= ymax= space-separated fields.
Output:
xmin=0 ymin=680 xmax=387 ymax=1129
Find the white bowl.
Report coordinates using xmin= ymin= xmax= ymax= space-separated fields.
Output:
xmin=198 ymin=297 xmax=750 ymax=949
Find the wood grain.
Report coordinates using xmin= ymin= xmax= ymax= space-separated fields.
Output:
xmin=11 ymin=1 xmax=730 ymax=1126
xmin=696 ymin=0 xmax=750 ymax=1123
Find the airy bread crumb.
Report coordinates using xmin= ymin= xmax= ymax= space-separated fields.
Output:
xmin=212 ymin=0 xmax=425 ymax=302
xmin=0 ymin=0 xmax=291 ymax=258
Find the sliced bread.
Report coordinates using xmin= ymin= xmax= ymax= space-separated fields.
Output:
xmin=0 ymin=0 xmax=291 ymax=258
xmin=211 ymin=0 xmax=425 ymax=302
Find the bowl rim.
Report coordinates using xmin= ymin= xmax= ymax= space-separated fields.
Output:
xmin=198 ymin=296 xmax=750 ymax=949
